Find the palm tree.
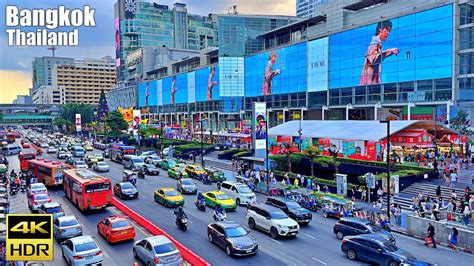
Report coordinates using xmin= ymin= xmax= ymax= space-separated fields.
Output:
xmin=282 ymin=143 xmax=293 ymax=173
xmin=304 ymin=145 xmax=320 ymax=178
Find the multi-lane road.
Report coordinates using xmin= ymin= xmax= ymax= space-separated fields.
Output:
xmin=7 ymin=141 xmax=474 ymax=265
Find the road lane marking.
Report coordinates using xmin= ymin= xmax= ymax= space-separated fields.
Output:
xmin=304 ymin=233 xmax=316 ymax=239
xmin=271 ymin=239 xmax=282 ymax=245
xmin=312 ymin=257 xmax=327 ymax=265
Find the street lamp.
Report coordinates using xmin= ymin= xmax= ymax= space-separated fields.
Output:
xmin=380 ymin=120 xmax=391 ymax=219
xmin=345 ymin=103 xmax=353 ymax=121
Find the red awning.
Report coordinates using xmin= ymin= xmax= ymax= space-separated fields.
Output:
xmin=391 ymin=142 xmax=434 ymax=148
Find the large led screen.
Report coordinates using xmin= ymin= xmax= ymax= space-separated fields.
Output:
xmin=308 ymin=37 xmax=328 ymax=92
xmin=162 ymin=74 xmax=188 ymax=105
xmin=138 ymin=80 xmax=157 ymax=107
xmin=245 ymin=42 xmax=307 ymax=97
xmin=219 ymin=57 xmax=245 ymax=97
xmin=196 ymin=65 xmax=220 ymax=102
xmin=329 ymin=4 xmax=452 ymax=89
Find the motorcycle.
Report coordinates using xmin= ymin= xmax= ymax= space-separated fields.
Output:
xmin=199 ymin=174 xmax=212 ymax=185
xmin=174 ymin=211 xmax=188 ymax=231
xmin=213 ymin=210 xmax=227 ymax=222
xmin=9 ymin=186 xmax=19 ymax=196
xmin=137 ymin=170 xmax=145 ymax=179
xmin=195 ymin=199 xmax=206 ymax=212
xmin=20 ymin=181 xmax=26 ymax=193
xmin=130 ymin=177 xmax=137 ymax=187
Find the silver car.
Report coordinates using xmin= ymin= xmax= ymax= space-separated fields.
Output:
xmin=54 ymin=215 xmax=82 ymax=241
xmin=133 ymin=235 xmax=183 ymax=266
xmin=93 ymin=162 xmax=110 ymax=172
xmin=38 ymin=202 xmax=65 ymax=220
xmin=61 ymin=235 xmax=103 ymax=266
xmin=177 ymin=178 xmax=198 ymax=194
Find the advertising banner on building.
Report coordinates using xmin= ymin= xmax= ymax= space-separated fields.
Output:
xmin=308 ymin=37 xmax=328 ymax=92
xmin=132 ymin=109 xmax=140 ymax=135
xmin=187 ymin=72 xmax=196 ymax=103
xmin=377 ymin=108 xmax=402 ymax=121
xmin=219 ymin=57 xmax=244 ymax=97
xmin=138 ymin=81 xmax=157 ymax=107
xmin=382 ymin=175 xmax=400 ymax=194
xmin=162 ymin=74 xmax=188 ymax=105
xmin=157 ymin=80 xmax=163 ymax=106
xmin=75 ymin=114 xmax=81 ymax=132
xmin=253 ymin=102 xmax=267 ymax=150
xmin=196 ymin=65 xmax=220 ymax=101
xmin=114 ymin=17 xmax=121 ymax=67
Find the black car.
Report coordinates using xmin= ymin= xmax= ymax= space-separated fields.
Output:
xmin=140 ymin=164 xmax=160 ymax=175
xmin=334 ymin=217 xmax=395 ymax=243
xmin=0 ymin=156 xmax=8 ymax=166
xmin=265 ymin=197 xmax=312 ymax=225
xmin=207 ymin=221 xmax=258 ymax=257
xmin=341 ymin=234 xmax=416 ymax=266
xmin=114 ymin=182 xmax=139 ymax=199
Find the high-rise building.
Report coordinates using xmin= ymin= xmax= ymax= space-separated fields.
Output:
xmin=52 ymin=57 xmax=116 ymax=104
xmin=32 ymin=85 xmax=65 ymax=105
xmin=32 ymin=56 xmax=74 ymax=90
xmin=114 ymin=0 xmax=218 ymax=81
xmin=296 ymin=0 xmax=333 ymax=18
xmin=12 ymin=95 xmax=32 ymax=104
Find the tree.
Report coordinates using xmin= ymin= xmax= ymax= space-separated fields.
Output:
xmin=97 ymin=90 xmax=109 ymax=121
xmin=327 ymin=144 xmax=340 ymax=176
xmin=281 ymin=143 xmax=293 ymax=173
xmin=53 ymin=117 xmax=71 ymax=132
xmin=61 ymin=103 xmax=94 ymax=125
xmin=304 ymin=145 xmax=320 ymax=178
xmin=450 ymin=109 xmax=473 ymax=136
xmin=139 ymin=127 xmax=162 ymax=139
xmin=106 ymin=110 xmax=128 ymax=131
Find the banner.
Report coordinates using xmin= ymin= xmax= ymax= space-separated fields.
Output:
xmin=132 ymin=109 xmax=140 ymax=136
xmin=336 ymin=174 xmax=347 ymax=197
xmin=253 ymin=102 xmax=267 ymax=150
xmin=75 ymin=114 xmax=81 ymax=132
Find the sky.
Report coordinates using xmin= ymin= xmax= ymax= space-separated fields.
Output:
xmin=0 ymin=0 xmax=295 ymax=104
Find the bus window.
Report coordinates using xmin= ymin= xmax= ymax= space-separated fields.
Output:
xmin=85 ymin=183 xmax=110 ymax=193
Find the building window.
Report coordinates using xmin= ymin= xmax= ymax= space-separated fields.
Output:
xmin=460 ymin=3 xmax=474 ymax=25
xmin=459 ymin=77 xmax=473 ymax=101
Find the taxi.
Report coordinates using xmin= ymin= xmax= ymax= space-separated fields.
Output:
xmin=85 ymin=154 xmax=98 ymax=165
xmin=168 ymin=166 xmax=188 ymax=179
xmin=160 ymin=159 xmax=177 ymax=170
xmin=93 ymin=153 xmax=104 ymax=161
xmin=97 ymin=215 xmax=136 ymax=243
xmin=185 ymin=164 xmax=207 ymax=179
xmin=83 ymin=144 xmax=94 ymax=151
xmin=203 ymin=190 xmax=237 ymax=211
xmin=153 ymin=188 xmax=184 ymax=207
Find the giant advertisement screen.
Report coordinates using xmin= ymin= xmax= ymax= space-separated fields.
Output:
xmin=114 ymin=17 xmax=121 ymax=67
xmin=138 ymin=80 xmax=157 ymax=107
xmin=219 ymin=57 xmax=244 ymax=97
xmin=308 ymin=37 xmax=328 ymax=92
xmin=162 ymin=73 xmax=188 ymax=105
xmin=245 ymin=42 xmax=307 ymax=97
xmin=195 ymin=65 xmax=220 ymax=102
xmin=329 ymin=4 xmax=452 ymax=89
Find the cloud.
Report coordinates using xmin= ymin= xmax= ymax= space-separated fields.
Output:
xmin=0 ymin=70 xmax=31 ymax=103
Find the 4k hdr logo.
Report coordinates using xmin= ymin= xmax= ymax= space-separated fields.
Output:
xmin=6 ymin=214 xmax=53 ymax=261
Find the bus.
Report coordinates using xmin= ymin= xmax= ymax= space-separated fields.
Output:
xmin=18 ymin=152 xmax=36 ymax=172
xmin=28 ymin=159 xmax=69 ymax=186
xmin=6 ymin=132 xmax=17 ymax=141
xmin=109 ymin=143 xmax=136 ymax=163
xmin=63 ymin=169 xmax=112 ymax=211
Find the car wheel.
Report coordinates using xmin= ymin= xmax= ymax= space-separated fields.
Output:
xmin=164 ymin=201 xmax=168 ymax=208
xmin=208 ymin=234 xmax=213 ymax=243
xmin=106 ymin=235 xmax=110 ymax=243
xmin=346 ymin=249 xmax=357 ymax=260
xmin=133 ymin=248 xmax=137 ymax=258
xmin=225 ymin=245 xmax=232 ymax=256
xmin=270 ymin=227 xmax=279 ymax=239
xmin=236 ymin=198 xmax=241 ymax=206
xmin=147 ymin=262 xmax=152 ymax=266
xmin=336 ymin=231 xmax=344 ymax=240
xmin=388 ymin=261 xmax=400 ymax=266
xmin=248 ymin=218 xmax=256 ymax=229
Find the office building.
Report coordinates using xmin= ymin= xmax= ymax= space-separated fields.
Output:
xmin=32 ymin=56 xmax=74 ymax=90
xmin=12 ymin=95 xmax=32 ymax=104
xmin=32 ymin=85 xmax=65 ymax=105
xmin=296 ymin=0 xmax=332 ymax=18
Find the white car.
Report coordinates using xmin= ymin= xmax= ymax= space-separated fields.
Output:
xmin=246 ymin=203 xmax=299 ymax=239
xmin=93 ymin=162 xmax=110 ymax=172
xmin=220 ymin=181 xmax=257 ymax=206
xmin=139 ymin=151 xmax=157 ymax=160
xmin=75 ymin=161 xmax=88 ymax=169
xmin=61 ymin=235 xmax=103 ymax=266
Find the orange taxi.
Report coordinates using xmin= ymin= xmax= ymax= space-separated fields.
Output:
xmin=97 ymin=215 xmax=136 ymax=243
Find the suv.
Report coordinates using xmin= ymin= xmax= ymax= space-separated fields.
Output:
xmin=265 ymin=197 xmax=312 ymax=225
xmin=333 ymin=217 xmax=395 ymax=243
xmin=246 ymin=203 xmax=299 ymax=239
xmin=220 ymin=181 xmax=257 ymax=206
xmin=123 ymin=155 xmax=145 ymax=170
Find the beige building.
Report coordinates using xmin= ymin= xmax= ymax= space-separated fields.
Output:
xmin=32 ymin=85 xmax=65 ymax=104
xmin=52 ymin=56 xmax=116 ymax=104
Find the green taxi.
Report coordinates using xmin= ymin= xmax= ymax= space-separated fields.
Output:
xmin=160 ymin=159 xmax=177 ymax=170
xmin=168 ymin=166 xmax=188 ymax=179
xmin=202 ymin=190 xmax=236 ymax=211
xmin=153 ymin=188 xmax=184 ymax=208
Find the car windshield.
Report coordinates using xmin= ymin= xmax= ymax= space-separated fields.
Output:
xmin=147 ymin=165 xmax=156 ymax=169
xmin=165 ymin=190 xmax=179 ymax=197
xmin=85 ymin=182 xmax=110 ymax=193
xmin=35 ymin=194 xmax=49 ymax=201
xmin=285 ymin=201 xmax=301 ymax=209
xmin=150 ymin=156 xmax=159 ymax=160
xmin=60 ymin=218 xmax=79 ymax=227
xmin=75 ymin=241 xmax=98 ymax=252
xmin=215 ymin=194 xmax=230 ymax=200
xmin=98 ymin=162 xmax=107 ymax=166
xmin=237 ymin=186 xmax=252 ymax=194
xmin=182 ymin=179 xmax=194 ymax=185
xmin=32 ymin=184 xmax=46 ymax=190
xmin=383 ymin=241 xmax=399 ymax=252
xmin=121 ymin=183 xmax=135 ymax=189
xmin=76 ymin=161 xmax=86 ymax=165
xmin=368 ymin=224 xmax=382 ymax=232
xmin=154 ymin=243 xmax=177 ymax=254
xmin=112 ymin=220 xmax=130 ymax=229
xmin=46 ymin=206 xmax=62 ymax=213
xmin=195 ymin=167 xmax=203 ymax=171
xmin=225 ymin=227 xmax=247 ymax=237
xmin=94 ymin=154 xmax=101 ymax=157
xmin=269 ymin=211 xmax=288 ymax=219
xmin=132 ymin=159 xmax=143 ymax=163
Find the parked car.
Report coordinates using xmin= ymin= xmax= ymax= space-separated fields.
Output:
xmin=207 ymin=221 xmax=258 ymax=256
xmin=153 ymin=188 xmax=184 ymax=207
xmin=341 ymin=234 xmax=414 ymax=266
xmin=53 ymin=215 xmax=83 ymax=241
xmin=133 ymin=235 xmax=183 ymax=266
xmin=38 ymin=202 xmax=65 ymax=220
xmin=220 ymin=181 xmax=257 ymax=206
xmin=93 ymin=161 xmax=110 ymax=172
xmin=202 ymin=190 xmax=236 ymax=211
xmin=177 ymin=178 xmax=198 ymax=194
xmin=246 ymin=203 xmax=299 ymax=239
xmin=333 ymin=217 xmax=396 ymax=243
xmin=114 ymin=182 xmax=139 ymax=199
xmin=61 ymin=235 xmax=103 ymax=266
xmin=265 ymin=197 xmax=312 ymax=225
xmin=28 ymin=193 xmax=52 ymax=212
xmin=97 ymin=215 xmax=136 ymax=243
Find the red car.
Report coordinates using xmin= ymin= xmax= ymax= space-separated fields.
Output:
xmin=22 ymin=143 xmax=30 ymax=148
xmin=97 ymin=215 xmax=135 ymax=243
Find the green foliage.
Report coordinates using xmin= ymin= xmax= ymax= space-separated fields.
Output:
xmin=304 ymin=145 xmax=320 ymax=157
xmin=106 ymin=110 xmax=128 ymax=131
xmin=60 ymin=103 xmax=94 ymax=124
xmin=174 ymin=143 xmax=213 ymax=152
xmin=53 ymin=117 xmax=71 ymax=129
xmin=218 ymin=148 xmax=245 ymax=156
xmin=273 ymin=170 xmax=357 ymax=190
xmin=232 ymin=150 xmax=252 ymax=158
xmin=139 ymin=127 xmax=162 ymax=138
xmin=451 ymin=109 xmax=473 ymax=136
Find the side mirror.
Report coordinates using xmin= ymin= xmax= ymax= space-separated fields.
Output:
xmin=377 ymin=249 xmax=383 ymax=254
xmin=265 ymin=216 xmax=271 ymax=220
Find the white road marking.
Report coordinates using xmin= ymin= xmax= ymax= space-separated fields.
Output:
xmin=304 ymin=233 xmax=316 ymax=239
xmin=271 ymin=239 xmax=282 ymax=245
xmin=312 ymin=257 xmax=327 ymax=265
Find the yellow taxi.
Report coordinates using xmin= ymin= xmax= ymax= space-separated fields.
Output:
xmin=185 ymin=164 xmax=207 ymax=179
xmin=153 ymin=188 xmax=184 ymax=208
xmin=203 ymin=190 xmax=236 ymax=211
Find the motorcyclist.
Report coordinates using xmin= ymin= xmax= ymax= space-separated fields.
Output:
xmin=176 ymin=206 xmax=187 ymax=220
xmin=130 ymin=174 xmax=137 ymax=186
xmin=215 ymin=204 xmax=225 ymax=217
xmin=138 ymin=169 xmax=145 ymax=179
xmin=196 ymin=192 xmax=205 ymax=207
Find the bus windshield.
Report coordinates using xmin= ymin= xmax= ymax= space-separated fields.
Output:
xmin=85 ymin=182 xmax=110 ymax=193
xmin=22 ymin=154 xmax=35 ymax=160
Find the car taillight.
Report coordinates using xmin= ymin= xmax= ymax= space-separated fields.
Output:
xmin=59 ymin=229 xmax=64 ymax=233
xmin=334 ymin=224 xmax=339 ymax=229
xmin=154 ymin=257 xmax=160 ymax=264
xmin=95 ymin=251 xmax=102 ymax=256
xmin=73 ymin=255 xmax=82 ymax=260
xmin=342 ymin=239 xmax=347 ymax=244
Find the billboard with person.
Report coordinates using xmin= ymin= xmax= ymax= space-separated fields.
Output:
xmin=132 ymin=109 xmax=140 ymax=135
xmin=253 ymin=102 xmax=267 ymax=150
xmin=162 ymin=74 xmax=188 ymax=105
xmin=75 ymin=114 xmax=81 ymax=132
xmin=196 ymin=65 xmax=220 ymax=102
xmin=138 ymin=80 xmax=157 ymax=107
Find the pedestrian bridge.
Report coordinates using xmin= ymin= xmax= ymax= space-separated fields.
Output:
xmin=1 ymin=115 xmax=52 ymax=126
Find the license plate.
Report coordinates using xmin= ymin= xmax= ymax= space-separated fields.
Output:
xmin=86 ymin=255 xmax=93 ymax=259
xmin=246 ymin=250 xmax=252 ymax=253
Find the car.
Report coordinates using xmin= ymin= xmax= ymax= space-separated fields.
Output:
xmin=47 ymin=147 xmax=57 ymax=154
xmin=168 ymin=165 xmax=188 ymax=179
xmin=246 ymin=203 xmax=299 ymax=239
xmin=93 ymin=161 xmax=110 ymax=172
xmin=204 ymin=167 xmax=225 ymax=182
xmin=139 ymin=151 xmax=158 ymax=160
xmin=162 ymin=147 xmax=174 ymax=157
xmin=53 ymin=215 xmax=83 ymax=241
xmin=85 ymin=155 xmax=98 ymax=165
xmin=207 ymin=221 xmax=258 ymax=257
xmin=265 ymin=197 xmax=312 ymax=225
xmin=202 ymin=190 xmax=236 ymax=211
xmin=28 ymin=193 xmax=52 ymax=212
xmin=27 ymin=182 xmax=48 ymax=196
xmin=57 ymin=150 xmax=71 ymax=159
xmin=22 ymin=143 xmax=30 ymax=148
xmin=92 ymin=153 xmax=104 ymax=161
xmin=140 ymin=163 xmax=160 ymax=175
xmin=160 ymin=158 xmax=177 ymax=170
xmin=75 ymin=160 xmax=88 ymax=169
xmin=38 ymin=202 xmax=65 ymax=220
xmin=177 ymin=178 xmax=198 ymax=194
xmin=114 ymin=182 xmax=139 ymax=199
xmin=145 ymin=155 xmax=162 ymax=165
xmin=185 ymin=164 xmax=207 ymax=179
xmin=83 ymin=145 xmax=93 ymax=151
xmin=134 ymin=236 xmax=184 ymax=266
xmin=0 ymin=164 xmax=7 ymax=174
xmin=334 ymin=217 xmax=396 ymax=243
xmin=153 ymin=188 xmax=184 ymax=208
xmin=220 ymin=181 xmax=257 ymax=206
xmin=61 ymin=235 xmax=103 ymax=266
xmin=97 ymin=215 xmax=136 ymax=243
xmin=39 ymin=143 xmax=49 ymax=149
xmin=122 ymin=155 xmax=145 ymax=170
xmin=341 ymin=234 xmax=415 ymax=266
xmin=0 ymin=156 xmax=8 ymax=166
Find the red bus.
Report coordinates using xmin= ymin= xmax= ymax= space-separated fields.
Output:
xmin=18 ymin=152 xmax=36 ymax=172
xmin=28 ymin=159 xmax=69 ymax=186
xmin=63 ymin=169 xmax=112 ymax=211
xmin=109 ymin=143 xmax=136 ymax=163
xmin=6 ymin=132 xmax=17 ymax=141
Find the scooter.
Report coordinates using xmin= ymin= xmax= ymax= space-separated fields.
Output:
xmin=130 ymin=177 xmax=137 ymax=187
xmin=137 ymin=170 xmax=145 ymax=179
xmin=195 ymin=199 xmax=206 ymax=212
xmin=20 ymin=181 xmax=26 ymax=193
xmin=174 ymin=212 xmax=188 ymax=231
xmin=9 ymin=186 xmax=19 ymax=196
xmin=199 ymin=175 xmax=212 ymax=185
xmin=213 ymin=210 xmax=227 ymax=222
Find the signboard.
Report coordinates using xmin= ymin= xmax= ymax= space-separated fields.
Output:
xmin=365 ymin=173 xmax=376 ymax=189
xmin=75 ymin=114 xmax=81 ymax=132
xmin=132 ymin=109 xmax=140 ymax=136
xmin=336 ymin=174 xmax=347 ymax=196
xmin=308 ymin=37 xmax=328 ymax=92
xmin=219 ymin=57 xmax=244 ymax=97
xmin=382 ymin=175 xmax=400 ymax=194
xmin=253 ymin=102 xmax=267 ymax=150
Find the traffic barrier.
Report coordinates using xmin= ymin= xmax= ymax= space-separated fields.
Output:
xmin=112 ymin=198 xmax=210 ymax=266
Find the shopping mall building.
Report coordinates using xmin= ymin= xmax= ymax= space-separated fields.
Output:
xmin=107 ymin=0 xmax=474 ymax=131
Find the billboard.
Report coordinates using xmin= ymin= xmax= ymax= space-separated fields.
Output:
xmin=196 ymin=65 xmax=220 ymax=101
xmin=157 ymin=80 xmax=163 ymax=106
xmin=329 ymin=4 xmax=453 ymax=89
xmin=308 ymin=37 xmax=329 ymax=92
xmin=188 ymin=72 xmax=196 ymax=103
xmin=138 ymin=80 xmax=157 ymax=107
xmin=114 ymin=17 xmax=121 ymax=67
xmin=223 ymin=97 xmax=243 ymax=113
xmin=162 ymin=74 xmax=188 ymax=105
xmin=132 ymin=109 xmax=140 ymax=135
xmin=245 ymin=42 xmax=307 ymax=96
xmin=253 ymin=102 xmax=267 ymax=150
xmin=219 ymin=57 xmax=245 ymax=97
xmin=75 ymin=114 xmax=81 ymax=132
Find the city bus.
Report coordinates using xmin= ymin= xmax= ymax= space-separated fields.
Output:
xmin=18 ymin=152 xmax=36 ymax=172
xmin=109 ymin=143 xmax=136 ymax=163
xmin=28 ymin=158 xmax=69 ymax=186
xmin=63 ymin=169 xmax=112 ymax=211
xmin=6 ymin=132 xmax=17 ymax=141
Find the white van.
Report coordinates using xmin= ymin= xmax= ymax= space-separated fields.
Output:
xmin=1 ymin=145 xmax=21 ymax=155
xmin=122 ymin=155 xmax=145 ymax=170
xmin=220 ymin=181 xmax=257 ymax=206
xmin=72 ymin=146 xmax=85 ymax=157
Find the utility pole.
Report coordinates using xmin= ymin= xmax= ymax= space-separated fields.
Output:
xmin=380 ymin=120 xmax=391 ymax=219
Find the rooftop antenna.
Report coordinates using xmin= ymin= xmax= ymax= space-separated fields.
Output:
xmin=48 ymin=46 xmax=57 ymax=57
xmin=227 ymin=5 xmax=238 ymax=14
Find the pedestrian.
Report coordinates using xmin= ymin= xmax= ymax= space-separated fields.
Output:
xmin=306 ymin=177 xmax=312 ymax=190
xmin=361 ymin=187 xmax=367 ymax=202
xmin=216 ymin=180 xmax=221 ymax=190
xmin=436 ymin=186 xmax=441 ymax=199
xmin=462 ymin=203 xmax=471 ymax=225
xmin=424 ymin=222 xmax=437 ymax=248
xmin=351 ymin=187 xmax=356 ymax=202
xmin=451 ymin=189 xmax=457 ymax=201
xmin=377 ymin=187 xmax=383 ymax=200
xmin=448 ymin=227 xmax=458 ymax=251
xmin=432 ymin=201 xmax=440 ymax=221
xmin=450 ymin=172 xmax=458 ymax=188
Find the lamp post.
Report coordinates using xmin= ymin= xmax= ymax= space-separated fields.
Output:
xmin=197 ymin=120 xmax=204 ymax=167
xmin=322 ymin=105 xmax=328 ymax=121
xmin=346 ymin=103 xmax=353 ymax=121
xmin=380 ymin=120 xmax=391 ymax=219
xmin=264 ymin=120 xmax=269 ymax=190
xmin=433 ymin=107 xmax=439 ymax=176
xmin=160 ymin=121 xmax=164 ymax=158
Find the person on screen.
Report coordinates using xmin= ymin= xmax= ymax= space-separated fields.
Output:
xmin=207 ymin=66 xmax=218 ymax=101
xmin=145 ymin=82 xmax=150 ymax=106
xmin=360 ymin=20 xmax=399 ymax=86
xmin=255 ymin=114 xmax=266 ymax=139
xmin=262 ymin=54 xmax=281 ymax=95
xmin=75 ymin=117 xmax=81 ymax=126
xmin=171 ymin=76 xmax=177 ymax=104
xmin=133 ymin=116 xmax=140 ymax=130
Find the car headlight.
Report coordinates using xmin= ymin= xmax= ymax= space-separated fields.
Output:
xmin=277 ymin=224 xmax=288 ymax=229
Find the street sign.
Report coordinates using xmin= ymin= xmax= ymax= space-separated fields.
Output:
xmin=365 ymin=173 xmax=376 ymax=189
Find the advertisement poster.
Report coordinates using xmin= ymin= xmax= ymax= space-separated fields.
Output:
xmin=196 ymin=66 xmax=220 ymax=101
xmin=377 ymin=108 xmax=402 ymax=121
xmin=75 ymin=114 xmax=82 ymax=132
xmin=132 ymin=109 xmax=141 ymax=135
xmin=382 ymin=175 xmax=400 ymax=194
xmin=254 ymin=102 xmax=267 ymax=150
xmin=138 ymin=80 xmax=157 ymax=107
xmin=336 ymin=174 xmax=347 ymax=197
xmin=114 ymin=17 xmax=121 ymax=67
xmin=219 ymin=57 xmax=245 ymax=97
xmin=162 ymin=74 xmax=188 ymax=105
xmin=342 ymin=141 xmax=356 ymax=157
xmin=366 ymin=141 xmax=377 ymax=160
xmin=308 ymin=37 xmax=329 ymax=92
xmin=187 ymin=72 xmax=196 ymax=103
